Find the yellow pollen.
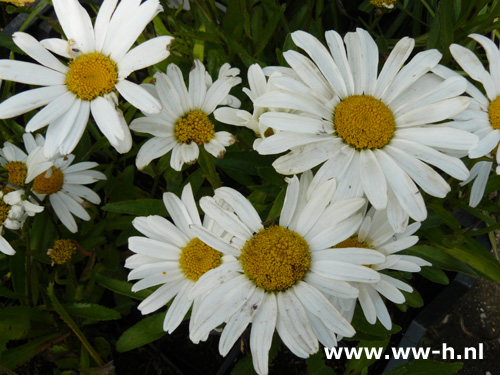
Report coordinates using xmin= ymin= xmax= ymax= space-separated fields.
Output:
xmin=240 ymin=226 xmax=311 ymax=292
xmin=179 ymin=237 xmax=222 ymax=281
xmin=48 ymin=239 xmax=76 ymax=265
xmin=370 ymin=0 xmax=397 ymax=8
xmin=489 ymin=96 xmax=500 ymax=131
xmin=4 ymin=162 xmax=27 ymax=187
xmin=0 ymin=197 xmax=11 ymax=226
xmin=33 ymin=166 xmax=64 ymax=195
xmin=333 ymin=236 xmax=372 ymax=249
xmin=334 ymin=95 xmax=395 ymax=150
xmin=65 ymin=53 xmax=118 ymax=100
xmin=175 ymin=110 xmax=215 ymax=145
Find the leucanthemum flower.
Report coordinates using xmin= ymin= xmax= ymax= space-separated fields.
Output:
xmin=0 ymin=188 xmax=44 ymax=255
xmin=214 ymin=64 xmax=280 ymax=148
xmin=131 ymin=60 xmax=240 ymax=171
xmin=188 ymin=172 xmax=388 ymax=375
xmin=254 ymin=28 xmax=477 ymax=232
xmin=333 ymin=208 xmax=430 ymax=330
xmin=126 ymin=183 xmax=234 ymax=334
xmin=448 ymin=35 xmax=500 ymax=207
xmin=32 ymin=150 xmax=106 ymax=233
xmin=0 ymin=0 xmax=174 ymax=157
xmin=370 ymin=0 xmax=397 ymax=9
xmin=1 ymin=133 xmax=53 ymax=187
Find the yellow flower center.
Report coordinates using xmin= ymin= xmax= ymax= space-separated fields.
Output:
xmin=179 ymin=237 xmax=222 ymax=281
xmin=48 ymin=239 xmax=76 ymax=265
xmin=488 ymin=96 xmax=500 ymax=131
xmin=0 ymin=197 xmax=11 ymax=226
xmin=334 ymin=95 xmax=395 ymax=150
xmin=4 ymin=162 xmax=27 ymax=187
xmin=175 ymin=110 xmax=215 ymax=145
xmin=33 ymin=166 xmax=64 ymax=195
xmin=370 ymin=0 xmax=397 ymax=8
xmin=240 ymin=226 xmax=311 ymax=292
xmin=333 ymin=236 xmax=371 ymax=249
xmin=65 ymin=53 xmax=118 ymax=101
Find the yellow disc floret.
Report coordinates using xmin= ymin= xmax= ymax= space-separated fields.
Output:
xmin=65 ymin=53 xmax=118 ymax=101
xmin=33 ymin=166 xmax=64 ymax=195
xmin=370 ymin=0 xmax=397 ymax=9
xmin=0 ymin=197 xmax=11 ymax=226
xmin=334 ymin=95 xmax=395 ymax=150
xmin=240 ymin=225 xmax=311 ymax=292
xmin=4 ymin=162 xmax=27 ymax=187
xmin=179 ymin=237 xmax=222 ymax=281
xmin=489 ymin=96 xmax=500 ymax=131
xmin=48 ymin=239 xmax=76 ymax=265
xmin=175 ymin=110 xmax=215 ymax=145
xmin=334 ymin=236 xmax=371 ymax=249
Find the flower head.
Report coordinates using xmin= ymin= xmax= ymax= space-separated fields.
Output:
xmin=131 ymin=60 xmax=240 ymax=171
xmin=0 ymin=0 xmax=174 ymax=156
xmin=126 ymin=183 xmax=232 ymax=334
xmin=254 ymin=28 xmax=477 ymax=232
xmin=449 ymin=34 xmax=500 ymax=206
xmin=333 ymin=208 xmax=430 ymax=329
xmin=48 ymin=239 xmax=77 ymax=265
xmin=188 ymin=172 xmax=388 ymax=374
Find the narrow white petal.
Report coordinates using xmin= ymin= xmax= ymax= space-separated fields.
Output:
xmin=360 ymin=149 xmax=387 ymax=210
xmin=26 ymin=91 xmax=76 ymax=133
xmin=305 ymin=272 xmax=359 ymax=299
xmin=0 ymin=60 xmax=66 ymax=86
xmin=50 ymin=193 xmax=78 ymax=233
xmin=250 ymin=293 xmax=277 ymax=375
xmin=44 ymin=100 xmax=81 ymax=158
xmin=260 ymin=112 xmax=333 ymax=135
xmin=59 ymin=100 xmax=90 ymax=155
xmin=279 ymin=175 xmax=300 ymax=228
xmin=189 ymin=60 xmax=207 ymax=108
xmin=311 ymin=260 xmax=381 ymax=283
xmin=189 ymin=224 xmax=240 ymax=257
xmin=40 ymin=38 xmax=71 ymax=58
xmin=0 ymin=85 xmax=67 ymax=119
xmin=116 ymin=80 xmax=162 ymax=114
xmin=325 ymin=30 xmax=355 ymax=96
xmin=94 ymin=0 xmax=119 ymax=52
xmin=272 ymin=140 xmax=337 ymax=175
xmin=215 ymin=187 xmax=262 ymax=233
xmin=219 ymin=288 xmax=264 ymax=356
xmin=395 ymin=97 xmax=470 ymax=127
xmin=163 ymin=283 xmax=193 ymax=333
xmin=13 ymin=32 xmax=68 ymax=73
xmin=118 ymin=36 xmax=174 ymax=79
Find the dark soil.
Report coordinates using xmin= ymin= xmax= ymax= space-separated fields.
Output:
xmin=421 ymin=278 xmax=500 ymax=375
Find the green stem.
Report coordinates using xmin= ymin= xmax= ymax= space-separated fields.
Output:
xmin=198 ymin=148 xmax=222 ymax=189
xmin=419 ymin=0 xmax=435 ymax=17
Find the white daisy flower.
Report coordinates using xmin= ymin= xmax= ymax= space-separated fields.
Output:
xmin=333 ymin=208 xmax=430 ymax=330
xmin=370 ymin=0 xmax=397 ymax=9
xmin=254 ymin=28 xmax=477 ymax=232
xmin=32 ymin=151 xmax=106 ymax=233
xmin=0 ymin=188 xmax=44 ymax=255
xmin=188 ymin=171 xmax=387 ymax=375
xmin=130 ymin=60 xmax=240 ymax=171
xmin=449 ymin=34 xmax=500 ymax=206
xmin=214 ymin=64 xmax=280 ymax=148
xmin=1 ymin=133 xmax=53 ymax=187
xmin=0 ymin=0 xmax=174 ymax=157
xmin=126 ymin=183 xmax=234 ymax=334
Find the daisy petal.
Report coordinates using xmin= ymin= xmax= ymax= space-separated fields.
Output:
xmin=116 ymin=80 xmax=162 ymax=114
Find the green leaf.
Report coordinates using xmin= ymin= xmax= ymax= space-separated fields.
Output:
xmin=437 ymin=245 xmax=500 ymax=283
xmin=0 ymin=332 xmax=62 ymax=369
xmin=63 ymin=303 xmax=121 ymax=321
xmin=47 ymin=282 xmax=104 ymax=367
xmin=116 ymin=313 xmax=167 ymax=352
xmin=0 ymin=316 xmax=30 ymax=352
xmin=418 ymin=266 xmax=449 ymax=285
xmin=306 ymin=351 xmax=336 ymax=374
xmin=94 ymin=274 xmax=152 ymax=301
xmin=345 ymin=339 xmax=389 ymax=375
xmin=400 ymin=288 xmax=424 ymax=308
xmin=101 ymin=199 xmax=167 ymax=216
xmin=384 ymin=359 xmax=462 ymax=375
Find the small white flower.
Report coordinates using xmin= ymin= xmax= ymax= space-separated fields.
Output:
xmin=31 ymin=141 xmax=106 ymax=233
xmin=0 ymin=0 xmax=174 ymax=157
xmin=131 ymin=60 xmax=240 ymax=171
xmin=1 ymin=133 xmax=53 ymax=186
xmin=449 ymin=34 xmax=500 ymax=206
xmin=126 ymin=183 xmax=233 ymax=334
xmin=333 ymin=208 xmax=430 ymax=330
xmin=0 ymin=188 xmax=44 ymax=255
